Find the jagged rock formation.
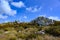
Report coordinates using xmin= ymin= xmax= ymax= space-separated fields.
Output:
xmin=30 ymin=16 xmax=54 ymax=26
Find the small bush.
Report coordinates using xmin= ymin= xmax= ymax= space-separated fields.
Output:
xmin=45 ymin=26 xmax=60 ymax=36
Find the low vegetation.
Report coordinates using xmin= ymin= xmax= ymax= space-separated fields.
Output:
xmin=0 ymin=17 xmax=60 ymax=40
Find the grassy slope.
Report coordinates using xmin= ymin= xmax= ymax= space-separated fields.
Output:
xmin=0 ymin=22 xmax=60 ymax=40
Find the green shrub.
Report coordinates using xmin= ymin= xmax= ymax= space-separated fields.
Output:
xmin=45 ymin=26 xmax=60 ymax=36
xmin=9 ymin=37 xmax=16 ymax=40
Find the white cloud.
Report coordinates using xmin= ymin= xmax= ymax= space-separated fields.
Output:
xmin=26 ymin=6 xmax=42 ymax=12
xmin=26 ymin=7 xmax=33 ymax=12
xmin=0 ymin=0 xmax=17 ymax=16
xmin=48 ymin=16 xmax=60 ymax=21
xmin=11 ymin=1 xmax=25 ymax=8
xmin=31 ymin=8 xmax=38 ymax=12
xmin=19 ymin=16 xmax=28 ymax=22
xmin=0 ymin=14 xmax=8 ymax=19
xmin=23 ymin=16 xmax=27 ymax=19
xmin=4 ymin=20 xmax=10 ymax=23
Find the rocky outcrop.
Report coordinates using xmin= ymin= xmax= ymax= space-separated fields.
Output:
xmin=31 ymin=16 xmax=54 ymax=26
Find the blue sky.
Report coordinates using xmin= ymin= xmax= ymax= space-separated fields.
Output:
xmin=0 ymin=0 xmax=60 ymax=23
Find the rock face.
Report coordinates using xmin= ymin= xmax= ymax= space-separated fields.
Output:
xmin=35 ymin=30 xmax=45 ymax=35
xmin=31 ymin=16 xmax=54 ymax=26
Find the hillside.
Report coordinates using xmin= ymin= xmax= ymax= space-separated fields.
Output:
xmin=0 ymin=17 xmax=60 ymax=40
